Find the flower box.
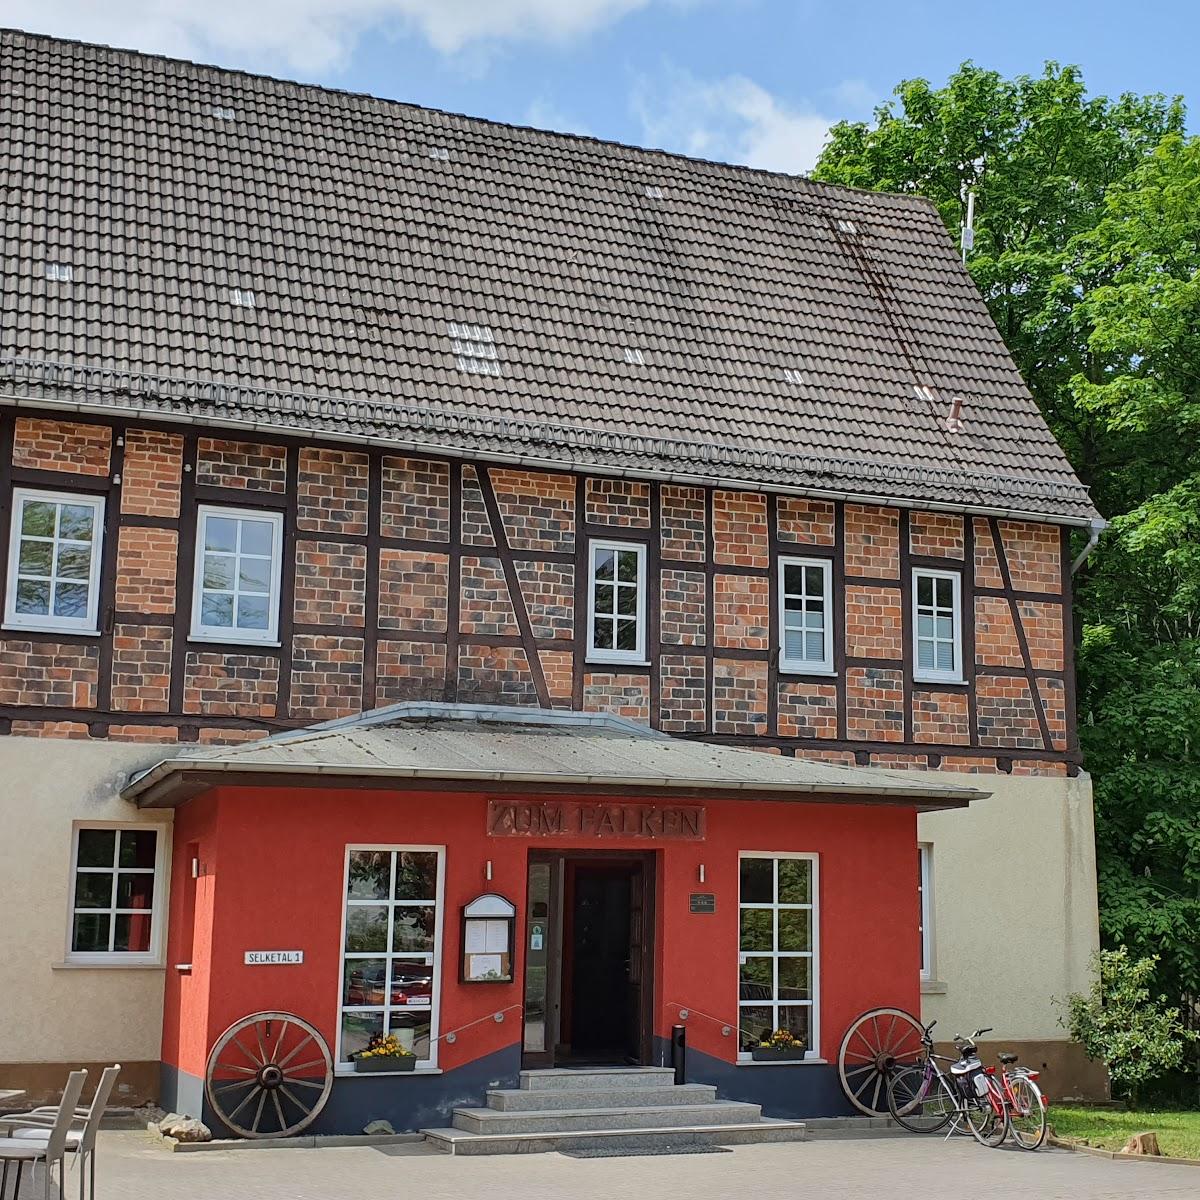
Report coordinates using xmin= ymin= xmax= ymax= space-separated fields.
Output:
xmin=354 ymin=1055 xmax=416 ymax=1073
xmin=750 ymin=1047 xmax=808 ymax=1062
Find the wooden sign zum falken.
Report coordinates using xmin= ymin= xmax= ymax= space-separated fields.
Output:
xmin=487 ymin=800 xmax=705 ymax=840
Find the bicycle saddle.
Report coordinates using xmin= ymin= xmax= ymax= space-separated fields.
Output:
xmin=998 ymin=1052 xmax=1018 ymax=1065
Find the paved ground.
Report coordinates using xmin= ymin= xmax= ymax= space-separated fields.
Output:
xmin=14 ymin=1129 xmax=1189 ymax=1200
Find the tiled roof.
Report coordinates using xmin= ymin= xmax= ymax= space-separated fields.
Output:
xmin=0 ymin=29 xmax=1098 ymax=523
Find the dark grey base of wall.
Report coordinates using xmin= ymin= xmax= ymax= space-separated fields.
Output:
xmin=0 ymin=1061 xmax=159 ymax=1109
xmin=161 ymin=1044 xmax=524 ymax=1135
xmin=935 ymin=1040 xmax=1109 ymax=1103
xmin=654 ymin=1038 xmax=858 ymax=1119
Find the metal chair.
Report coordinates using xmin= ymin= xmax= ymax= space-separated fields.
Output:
xmin=3 ymin=1067 xmax=121 ymax=1200
xmin=0 ymin=1069 xmax=86 ymax=1200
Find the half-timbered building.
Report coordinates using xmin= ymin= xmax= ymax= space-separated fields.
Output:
xmin=0 ymin=29 xmax=1106 ymax=1134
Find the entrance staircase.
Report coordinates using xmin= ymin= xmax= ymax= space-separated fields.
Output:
xmin=422 ymin=1066 xmax=807 ymax=1155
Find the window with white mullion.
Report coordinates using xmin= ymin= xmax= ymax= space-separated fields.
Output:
xmin=338 ymin=848 xmax=443 ymax=1069
xmin=191 ymin=505 xmax=283 ymax=644
xmin=778 ymin=557 xmax=833 ymax=673
xmin=738 ymin=854 xmax=819 ymax=1058
xmin=587 ymin=540 xmax=646 ymax=663
xmin=4 ymin=489 xmax=104 ymax=633
xmin=913 ymin=568 xmax=962 ymax=682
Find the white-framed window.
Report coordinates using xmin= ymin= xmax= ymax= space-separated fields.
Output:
xmin=738 ymin=853 xmax=820 ymax=1060
xmin=586 ymin=539 xmax=647 ymax=663
xmin=67 ymin=824 xmax=166 ymax=964
xmin=913 ymin=568 xmax=963 ymax=683
xmin=336 ymin=847 xmax=445 ymax=1072
xmin=778 ymin=557 xmax=834 ymax=674
xmin=190 ymin=506 xmax=284 ymax=644
xmin=918 ymin=844 xmax=933 ymax=980
xmin=4 ymin=489 xmax=105 ymax=633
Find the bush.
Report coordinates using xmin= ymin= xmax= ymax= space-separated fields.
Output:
xmin=1058 ymin=947 xmax=1197 ymax=1108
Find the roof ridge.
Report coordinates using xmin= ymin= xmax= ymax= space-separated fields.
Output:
xmin=0 ymin=25 xmax=932 ymax=210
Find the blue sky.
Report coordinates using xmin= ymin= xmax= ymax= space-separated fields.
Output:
xmin=11 ymin=1 xmax=1197 ymax=173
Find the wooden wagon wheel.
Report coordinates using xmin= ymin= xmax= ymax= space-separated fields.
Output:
xmin=837 ymin=1007 xmax=926 ymax=1117
xmin=205 ymin=1011 xmax=333 ymax=1139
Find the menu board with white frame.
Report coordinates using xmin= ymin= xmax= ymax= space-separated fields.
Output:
xmin=461 ymin=893 xmax=516 ymax=983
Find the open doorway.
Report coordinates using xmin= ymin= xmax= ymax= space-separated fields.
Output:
xmin=522 ymin=851 xmax=654 ymax=1068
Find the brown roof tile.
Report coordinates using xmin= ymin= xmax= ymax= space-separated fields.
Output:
xmin=0 ymin=28 xmax=1097 ymax=522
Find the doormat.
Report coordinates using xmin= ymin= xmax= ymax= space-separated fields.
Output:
xmin=559 ymin=1144 xmax=732 ymax=1158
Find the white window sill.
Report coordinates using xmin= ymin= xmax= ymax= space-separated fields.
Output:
xmin=778 ymin=665 xmax=836 ymax=677
xmin=735 ymin=1057 xmax=828 ymax=1067
xmin=3 ymin=623 xmax=101 ymax=637
xmin=188 ymin=633 xmax=282 ymax=649
xmin=334 ymin=1066 xmax=443 ymax=1078
xmin=921 ymin=978 xmax=948 ymax=995
xmin=52 ymin=960 xmax=166 ymax=971
xmin=913 ymin=676 xmax=967 ymax=687
xmin=585 ymin=657 xmax=650 ymax=668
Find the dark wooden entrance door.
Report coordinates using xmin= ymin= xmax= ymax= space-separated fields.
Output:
xmin=521 ymin=851 xmax=654 ymax=1068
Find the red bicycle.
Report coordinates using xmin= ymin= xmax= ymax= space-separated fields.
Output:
xmin=990 ymin=1051 xmax=1047 ymax=1149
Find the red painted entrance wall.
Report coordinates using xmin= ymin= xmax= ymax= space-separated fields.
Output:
xmin=161 ymin=788 xmax=919 ymax=1078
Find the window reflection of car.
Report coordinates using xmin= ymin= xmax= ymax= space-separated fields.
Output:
xmin=391 ymin=969 xmax=432 ymax=1004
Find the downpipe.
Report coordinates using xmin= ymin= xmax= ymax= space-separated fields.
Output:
xmin=1071 ymin=517 xmax=1108 ymax=575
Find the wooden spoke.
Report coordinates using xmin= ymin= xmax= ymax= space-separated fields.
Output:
xmin=226 ymin=1086 xmax=261 ymax=1124
xmin=278 ymin=1084 xmax=311 ymax=1117
xmin=837 ymin=1008 xmax=925 ymax=1117
xmin=276 ymin=1036 xmax=315 ymax=1071
xmin=251 ymin=1090 xmax=267 ymax=1134
xmin=206 ymin=1012 xmax=333 ymax=1140
xmin=268 ymin=1020 xmax=290 ymax=1064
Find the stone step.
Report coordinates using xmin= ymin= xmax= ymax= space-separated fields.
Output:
xmin=423 ymin=1118 xmax=807 ymax=1156
xmin=487 ymin=1083 xmax=718 ymax=1112
xmin=452 ymin=1101 xmax=763 ymax=1136
xmin=518 ymin=1067 xmax=676 ymax=1092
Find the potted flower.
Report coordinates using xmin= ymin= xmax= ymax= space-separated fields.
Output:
xmin=750 ymin=1029 xmax=807 ymax=1062
xmin=354 ymin=1033 xmax=417 ymax=1073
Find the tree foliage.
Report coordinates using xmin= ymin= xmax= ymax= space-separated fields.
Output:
xmin=1059 ymin=948 xmax=1197 ymax=1107
xmin=816 ymin=65 xmax=1200 ymax=1097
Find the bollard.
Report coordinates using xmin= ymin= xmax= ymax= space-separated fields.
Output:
xmin=671 ymin=1023 xmax=686 ymax=1084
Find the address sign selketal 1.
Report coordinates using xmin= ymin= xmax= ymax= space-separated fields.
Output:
xmin=487 ymin=800 xmax=705 ymax=840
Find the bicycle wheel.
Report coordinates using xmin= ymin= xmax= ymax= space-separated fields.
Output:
xmin=1007 ymin=1075 xmax=1047 ymax=1149
xmin=887 ymin=1064 xmax=955 ymax=1133
xmin=965 ymin=1077 xmax=1010 ymax=1147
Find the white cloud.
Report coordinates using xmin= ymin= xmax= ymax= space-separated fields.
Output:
xmin=6 ymin=0 xmax=657 ymax=72
xmin=632 ymin=69 xmax=837 ymax=176
xmin=523 ymin=99 xmax=595 ymax=139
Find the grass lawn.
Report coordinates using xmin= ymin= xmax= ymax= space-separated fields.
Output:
xmin=1049 ymin=1106 xmax=1200 ymax=1159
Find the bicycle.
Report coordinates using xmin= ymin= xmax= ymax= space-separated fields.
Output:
xmin=993 ymin=1051 xmax=1047 ymax=1149
xmin=886 ymin=1020 xmax=1010 ymax=1147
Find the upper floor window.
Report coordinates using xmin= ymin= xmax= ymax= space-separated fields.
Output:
xmin=191 ymin=506 xmax=283 ymax=645
xmin=4 ymin=489 xmax=104 ymax=634
xmin=778 ymin=557 xmax=833 ymax=674
xmin=913 ymin=568 xmax=962 ymax=683
xmin=68 ymin=824 xmax=165 ymax=964
xmin=587 ymin=540 xmax=646 ymax=664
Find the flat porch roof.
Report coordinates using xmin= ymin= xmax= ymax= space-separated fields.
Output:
xmin=122 ymin=702 xmax=988 ymax=810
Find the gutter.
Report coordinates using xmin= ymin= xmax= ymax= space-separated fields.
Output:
xmin=1071 ymin=516 xmax=1108 ymax=574
xmin=0 ymin=391 xmax=1101 ymax=529
xmin=122 ymin=755 xmax=988 ymax=807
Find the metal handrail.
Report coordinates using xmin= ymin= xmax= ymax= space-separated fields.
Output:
xmin=434 ymin=1003 xmax=524 ymax=1047
xmin=666 ymin=1000 xmax=734 ymax=1038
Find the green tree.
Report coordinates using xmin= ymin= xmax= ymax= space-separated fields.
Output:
xmin=1059 ymin=948 xmax=1197 ymax=1107
xmin=1066 ymin=135 xmax=1200 ymax=1063
xmin=815 ymin=62 xmax=1183 ymax=497
xmin=816 ymin=67 xmax=1200 ymax=1097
